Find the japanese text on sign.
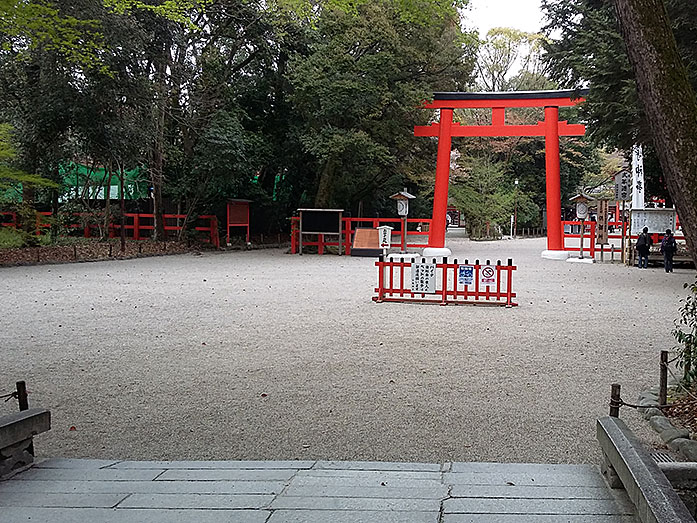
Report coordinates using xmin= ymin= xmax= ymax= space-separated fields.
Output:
xmin=377 ymin=227 xmax=391 ymax=248
xmin=458 ymin=265 xmax=474 ymax=286
xmin=480 ymin=265 xmax=497 ymax=287
xmin=614 ymin=171 xmax=631 ymax=201
xmin=411 ymin=263 xmax=436 ymax=294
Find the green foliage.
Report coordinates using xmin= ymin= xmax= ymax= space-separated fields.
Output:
xmin=476 ymin=28 xmax=550 ymax=91
xmin=0 ymin=0 xmax=104 ymax=70
xmin=674 ymin=278 xmax=697 ymax=384
xmin=288 ymin=1 xmax=476 ymax=210
xmin=0 ymin=226 xmax=28 ymax=248
xmin=0 ymin=124 xmax=59 ymax=200
xmin=541 ymin=0 xmax=697 ymax=202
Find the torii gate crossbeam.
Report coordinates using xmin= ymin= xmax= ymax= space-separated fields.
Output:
xmin=415 ymin=90 xmax=588 ymax=259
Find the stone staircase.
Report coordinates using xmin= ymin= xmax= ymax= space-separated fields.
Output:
xmin=0 ymin=458 xmax=635 ymax=523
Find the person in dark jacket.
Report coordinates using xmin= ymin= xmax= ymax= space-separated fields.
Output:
xmin=660 ymin=229 xmax=678 ymax=273
xmin=635 ymin=227 xmax=652 ymax=269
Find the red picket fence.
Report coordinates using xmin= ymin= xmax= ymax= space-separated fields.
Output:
xmin=290 ymin=217 xmax=431 ymax=254
xmin=374 ymin=256 xmax=517 ymax=307
xmin=0 ymin=211 xmax=220 ymax=248
xmin=561 ymin=220 xmax=596 ymax=257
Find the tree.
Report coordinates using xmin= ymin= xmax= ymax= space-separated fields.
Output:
xmin=542 ymin=0 xmax=697 ymax=206
xmin=476 ymin=28 xmax=550 ymax=91
xmin=288 ymin=2 xmax=476 ymax=211
xmin=612 ymin=0 xmax=697 ymax=264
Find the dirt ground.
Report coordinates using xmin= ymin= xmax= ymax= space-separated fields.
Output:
xmin=1 ymin=237 xmax=693 ymax=464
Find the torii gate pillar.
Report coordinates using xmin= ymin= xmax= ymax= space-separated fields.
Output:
xmin=415 ymin=90 xmax=587 ymax=260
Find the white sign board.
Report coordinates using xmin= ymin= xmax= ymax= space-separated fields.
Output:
xmin=458 ymin=265 xmax=474 ymax=286
xmin=376 ymin=226 xmax=392 ymax=249
xmin=397 ymin=199 xmax=409 ymax=216
xmin=630 ymin=208 xmax=676 ymax=235
xmin=614 ymin=171 xmax=631 ymax=201
xmin=411 ymin=263 xmax=436 ymax=294
xmin=480 ymin=265 xmax=497 ymax=287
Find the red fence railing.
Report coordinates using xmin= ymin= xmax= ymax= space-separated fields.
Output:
xmin=561 ymin=221 xmax=596 ymax=257
xmin=374 ymin=256 xmax=517 ymax=307
xmin=290 ymin=217 xmax=432 ymax=254
xmin=0 ymin=211 xmax=219 ymax=248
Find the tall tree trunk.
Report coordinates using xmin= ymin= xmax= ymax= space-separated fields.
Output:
xmin=119 ymin=164 xmax=126 ymax=252
xmin=104 ymin=160 xmax=112 ymax=240
xmin=151 ymin=44 xmax=168 ymax=242
xmin=614 ymin=0 xmax=697 ymax=264
xmin=314 ymin=159 xmax=336 ymax=208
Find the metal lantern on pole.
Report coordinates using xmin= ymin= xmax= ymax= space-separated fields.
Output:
xmin=570 ymin=193 xmax=591 ymax=259
xmin=389 ymin=188 xmax=416 ymax=253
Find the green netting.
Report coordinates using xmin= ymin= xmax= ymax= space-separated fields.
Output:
xmin=60 ymin=163 xmax=148 ymax=200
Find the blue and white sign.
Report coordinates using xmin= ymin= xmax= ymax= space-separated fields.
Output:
xmin=458 ymin=265 xmax=474 ymax=286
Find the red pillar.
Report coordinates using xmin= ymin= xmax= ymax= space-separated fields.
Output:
xmin=430 ymin=108 xmax=453 ymax=248
xmin=544 ymin=106 xmax=563 ymax=251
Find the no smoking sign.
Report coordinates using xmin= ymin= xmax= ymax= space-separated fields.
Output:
xmin=480 ymin=265 xmax=497 ymax=287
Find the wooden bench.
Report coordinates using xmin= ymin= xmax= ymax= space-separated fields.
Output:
xmin=597 ymin=416 xmax=695 ymax=522
xmin=0 ymin=408 xmax=51 ymax=480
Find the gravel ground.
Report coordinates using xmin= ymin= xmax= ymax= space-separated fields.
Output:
xmin=1 ymin=237 xmax=693 ymax=464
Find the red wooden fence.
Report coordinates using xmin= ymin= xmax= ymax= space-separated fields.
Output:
xmin=290 ymin=217 xmax=432 ymax=254
xmin=561 ymin=220 xmax=596 ymax=257
xmin=0 ymin=211 xmax=219 ymax=248
xmin=374 ymin=256 xmax=517 ymax=307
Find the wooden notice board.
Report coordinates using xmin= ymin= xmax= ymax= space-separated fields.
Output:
xmin=351 ymin=228 xmax=381 ymax=257
xmin=298 ymin=208 xmax=344 ymax=255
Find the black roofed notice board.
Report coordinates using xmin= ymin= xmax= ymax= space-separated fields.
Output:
xmin=298 ymin=208 xmax=344 ymax=255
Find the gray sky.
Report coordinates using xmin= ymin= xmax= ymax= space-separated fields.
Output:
xmin=466 ymin=0 xmax=545 ymax=38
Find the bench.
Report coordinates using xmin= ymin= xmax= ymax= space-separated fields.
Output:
xmin=0 ymin=408 xmax=51 ymax=480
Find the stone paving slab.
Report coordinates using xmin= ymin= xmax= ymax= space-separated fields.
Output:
xmin=283 ymin=485 xmax=449 ymax=499
xmin=450 ymin=485 xmax=616 ymax=499
xmin=108 ymin=460 xmax=315 ymax=470
xmin=0 ymin=507 xmax=270 ymax=523
xmin=117 ymin=493 xmax=273 ymax=509
xmin=296 ymin=469 xmax=442 ymax=480
xmin=314 ymin=460 xmax=441 ymax=472
xmin=35 ymin=459 xmax=120 ymax=469
xmin=442 ymin=516 xmax=636 ymax=523
xmin=266 ymin=510 xmax=439 ymax=522
xmin=443 ymin=497 xmax=632 ymax=515
xmin=14 ymin=468 xmax=165 ymax=481
xmin=444 ymin=470 xmax=607 ymax=487
xmin=269 ymin=495 xmax=440 ymax=511
xmin=0 ymin=492 xmax=128 ymax=508
xmin=157 ymin=468 xmax=296 ymax=481
xmin=0 ymin=479 xmax=285 ymax=495
xmin=450 ymin=462 xmax=596 ymax=474
xmin=290 ymin=475 xmax=444 ymax=488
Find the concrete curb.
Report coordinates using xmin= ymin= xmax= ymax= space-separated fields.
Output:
xmin=638 ymin=385 xmax=697 ymax=462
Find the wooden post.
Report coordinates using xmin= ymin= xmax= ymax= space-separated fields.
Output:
xmin=16 ymin=381 xmax=28 ymax=411
xmin=659 ymin=351 xmax=668 ymax=406
xmin=610 ymin=383 xmax=621 ymax=417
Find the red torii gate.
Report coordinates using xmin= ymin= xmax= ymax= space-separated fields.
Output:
xmin=415 ymin=90 xmax=588 ymax=259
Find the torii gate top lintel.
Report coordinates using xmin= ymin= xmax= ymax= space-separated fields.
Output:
xmin=423 ymin=89 xmax=589 ymax=109
xmin=416 ymin=89 xmax=589 ymax=254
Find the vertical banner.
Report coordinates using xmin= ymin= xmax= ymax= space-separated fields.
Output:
xmin=631 ymin=144 xmax=645 ymax=210
xmin=596 ymin=200 xmax=609 ymax=245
